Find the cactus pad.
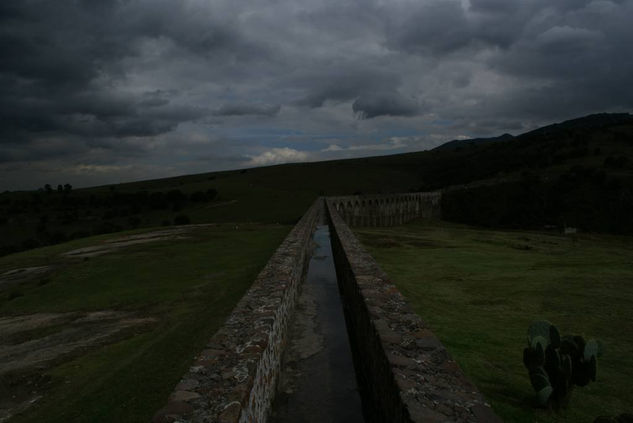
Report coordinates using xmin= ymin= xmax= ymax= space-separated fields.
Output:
xmin=523 ymin=320 xmax=600 ymax=410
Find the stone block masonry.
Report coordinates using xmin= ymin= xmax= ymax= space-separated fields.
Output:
xmin=326 ymin=198 xmax=501 ymax=423
xmin=328 ymin=192 xmax=441 ymax=227
xmin=153 ymin=200 xmax=322 ymax=423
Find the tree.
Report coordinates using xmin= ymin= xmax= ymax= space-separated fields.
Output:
xmin=173 ymin=214 xmax=190 ymax=225
xmin=166 ymin=189 xmax=186 ymax=211
xmin=206 ymin=188 xmax=218 ymax=200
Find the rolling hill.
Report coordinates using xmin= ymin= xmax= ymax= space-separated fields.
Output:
xmin=1 ymin=112 xmax=632 ymax=256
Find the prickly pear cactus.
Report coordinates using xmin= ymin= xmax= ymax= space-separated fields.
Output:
xmin=523 ymin=321 xmax=601 ymax=409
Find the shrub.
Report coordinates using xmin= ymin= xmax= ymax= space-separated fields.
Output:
xmin=21 ymin=238 xmax=40 ymax=250
xmin=8 ymin=290 xmax=24 ymax=301
xmin=49 ymin=232 xmax=68 ymax=244
xmin=206 ymin=188 xmax=218 ymax=200
xmin=128 ymin=216 xmax=141 ymax=227
xmin=166 ymin=189 xmax=186 ymax=205
xmin=102 ymin=209 xmax=117 ymax=220
xmin=173 ymin=214 xmax=190 ymax=225
xmin=69 ymin=230 xmax=90 ymax=240
xmin=149 ymin=192 xmax=168 ymax=210
xmin=93 ymin=222 xmax=122 ymax=235
xmin=189 ymin=191 xmax=208 ymax=202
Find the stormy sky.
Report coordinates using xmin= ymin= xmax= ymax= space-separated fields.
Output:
xmin=1 ymin=0 xmax=632 ymax=190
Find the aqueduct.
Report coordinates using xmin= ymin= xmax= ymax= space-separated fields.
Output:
xmin=153 ymin=191 xmax=499 ymax=423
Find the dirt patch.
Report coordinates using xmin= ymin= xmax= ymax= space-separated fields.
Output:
xmin=61 ymin=224 xmax=217 ymax=259
xmin=0 ymin=311 xmax=156 ymax=421
xmin=0 ymin=267 xmax=51 ymax=289
xmin=61 ymin=227 xmax=196 ymax=258
xmin=0 ymin=311 xmax=156 ymax=374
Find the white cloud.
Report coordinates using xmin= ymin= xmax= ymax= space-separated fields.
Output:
xmin=69 ymin=164 xmax=132 ymax=174
xmin=247 ymin=147 xmax=309 ymax=166
xmin=322 ymin=136 xmax=439 ymax=153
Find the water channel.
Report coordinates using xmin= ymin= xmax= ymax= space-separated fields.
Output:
xmin=270 ymin=225 xmax=365 ymax=423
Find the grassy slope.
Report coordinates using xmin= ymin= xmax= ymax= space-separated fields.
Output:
xmin=1 ymin=223 xmax=289 ymax=422
xmin=2 ymin=113 xmax=632 ymax=253
xmin=0 ymin=155 xmax=420 ymax=255
xmin=356 ymin=221 xmax=633 ymax=422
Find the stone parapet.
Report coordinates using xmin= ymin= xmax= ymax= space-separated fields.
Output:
xmin=325 ymin=199 xmax=501 ymax=423
xmin=328 ymin=192 xmax=441 ymax=227
xmin=153 ymin=200 xmax=322 ymax=423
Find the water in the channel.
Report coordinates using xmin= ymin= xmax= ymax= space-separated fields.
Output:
xmin=270 ymin=225 xmax=365 ymax=423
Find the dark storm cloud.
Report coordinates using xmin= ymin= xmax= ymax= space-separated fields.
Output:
xmin=385 ymin=0 xmax=475 ymax=55
xmin=480 ymin=0 xmax=633 ymax=119
xmin=1 ymin=0 xmax=633 ymax=190
xmin=294 ymin=67 xmax=401 ymax=108
xmin=352 ymin=92 xmax=421 ymax=119
xmin=213 ymin=103 xmax=281 ymax=117
xmin=0 ymin=0 xmax=252 ymax=145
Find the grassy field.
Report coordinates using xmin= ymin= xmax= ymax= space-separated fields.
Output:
xmin=356 ymin=221 xmax=633 ymax=422
xmin=0 ymin=223 xmax=289 ymax=422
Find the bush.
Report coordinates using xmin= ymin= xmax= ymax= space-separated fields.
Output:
xmin=69 ymin=230 xmax=90 ymax=240
xmin=21 ymin=238 xmax=41 ymax=250
xmin=93 ymin=222 xmax=122 ymax=235
xmin=102 ymin=209 xmax=117 ymax=220
xmin=166 ymin=189 xmax=186 ymax=206
xmin=128 ymin=216 xmax=141 ymax=227
xmin=189 ymin=191 xmax=208 ymax=202
xmin=7 ymin=290 xmax=24 ymax=301
xmin=206 ymin=188 xmax=218 ymax=200
xmin=0 ymin=245 xmax=18 ymax=257
xmin=49 ymin=232 xmax=68 ymax=244
xmin=173 ymin=214 xmax=190 ymax=225
xmin=149 ymin=192 xmax=168 ymax=210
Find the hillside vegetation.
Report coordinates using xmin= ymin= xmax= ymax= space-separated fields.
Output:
xmin=1 ymin=113 xmax=632 ymax=256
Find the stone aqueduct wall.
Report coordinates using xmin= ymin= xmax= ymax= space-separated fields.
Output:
xmin=153 ymin=200 xmax=321 ymax=423
xmin=329 ymin=191 xmax=441 ymax=227
xmin=154 ymin=192 xmax=499 ymax=422
xmin=326 ymin=199 xmax=500 ymax=422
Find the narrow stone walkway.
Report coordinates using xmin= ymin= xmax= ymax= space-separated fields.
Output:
xmin=270 ymin=225 xmax=364 ymax=423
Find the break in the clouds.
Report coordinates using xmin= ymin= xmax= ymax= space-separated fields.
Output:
xmin=1 ymin=0 xmax=632 ymax=189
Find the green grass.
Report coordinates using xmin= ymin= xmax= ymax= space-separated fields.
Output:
xmin=356 ymin=221 xmax=633 ymax=423
xmin=1 ymin=223 xmax=289 ymax=422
